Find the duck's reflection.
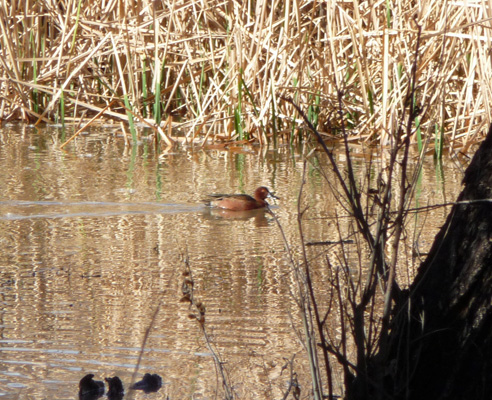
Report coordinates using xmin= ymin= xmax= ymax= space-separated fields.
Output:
xmin=202 ymin=207 xmax=271 ymax=226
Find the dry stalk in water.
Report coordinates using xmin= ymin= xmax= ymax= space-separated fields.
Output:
xmin=179 ymin=255 xmax=235 ymax=400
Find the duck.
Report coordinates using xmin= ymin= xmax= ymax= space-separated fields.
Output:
xmin=204 ymin=186 xmax=279 ymax=211
xmin=78 ymin=374 xmax=104 ymax=399
xmin=105 ymin=376 xmax=124 ymax=400
xmin=131 ymin=373 xmax=162 ymax=393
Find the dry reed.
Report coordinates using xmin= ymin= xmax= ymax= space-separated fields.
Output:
xmin=1 ymin=0 xmax=491 ymax=149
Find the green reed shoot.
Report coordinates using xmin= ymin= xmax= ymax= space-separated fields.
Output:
xmin=199 ymin=62 xmax=205 ymax=103
xmin=415 ymin=115 xmax=422 ymax=152
xmin=234 ymin=70 xmax=244 ymax=140
xmin=122 ymin=94 xmax=137 ymax=142
xmin=385 ymin=0 xmax=392 ymax=27
xmin=153 ymin=61 xmax=165 ymax=126
xmin=30 ymin=31 xmax=38 ymax=113
xmin=308 ymin=92 xmax=320 ymax=130
xmin=271 ymin=82 xmax=278 ymax=147
xmin=414 ymin=93 xmax=422 ymax=153
xmin=234 ymin=107 xmax=243 ymax=139
xmin=434 ymin=152 xmax=445 ymax=191
xmin=70 ymin=0 xmax=83 ymax=55
xmin=59 ymin=90 xmax=65 ymax=126
xmin=434 ymin=123 xmax=444 ymax=161
xmin=142 ymin=58 xmax=148 ymax=118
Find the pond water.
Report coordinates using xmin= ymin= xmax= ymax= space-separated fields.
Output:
xmin=0 ymin=124 xmax=466 ymax=399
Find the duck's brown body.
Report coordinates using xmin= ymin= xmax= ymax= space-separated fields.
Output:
xmin=205 ymin=186 xmax=279 ymax=211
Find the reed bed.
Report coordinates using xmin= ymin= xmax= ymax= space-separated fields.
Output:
xmin=1 ymin=0 xmax=491 ymax=150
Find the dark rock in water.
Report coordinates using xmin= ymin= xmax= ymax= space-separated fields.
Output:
xmin=105 ymin=376 xmax=124 ymax=400
xmin=131 ymin=373 xmax=163 ymax=393
xmin=78 ymin=374 xmax=104 ymax=399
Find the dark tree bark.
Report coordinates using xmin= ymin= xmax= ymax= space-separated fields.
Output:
xmin=375 ymin=123 xmax=492 ymax=399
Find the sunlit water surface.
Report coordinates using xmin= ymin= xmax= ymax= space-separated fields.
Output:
xmin=0 ymin=125 xmax=466 ymax=399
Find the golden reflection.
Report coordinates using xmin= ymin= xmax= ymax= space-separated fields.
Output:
xmin=201 ymin=207 xmax=271 ymax=226
xmin=0 ymin=125 xmax=466 ymax=399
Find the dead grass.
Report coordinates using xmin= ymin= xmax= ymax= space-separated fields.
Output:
xmin=1 ymin=0 xmax=491 ymax=150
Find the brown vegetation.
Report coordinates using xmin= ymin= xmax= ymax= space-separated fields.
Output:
xmin=1 ymin=0 xmax=491 ymax=149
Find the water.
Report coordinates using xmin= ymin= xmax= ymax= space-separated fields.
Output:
xmin=0 ymin=124 xmax=465 ymax=399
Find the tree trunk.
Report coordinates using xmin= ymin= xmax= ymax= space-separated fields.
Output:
xmin=371 ymin=123 xmax=492 ymax=399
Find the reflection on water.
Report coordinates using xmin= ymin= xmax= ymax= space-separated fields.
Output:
xmin=202 ymin=206 xmax=274 ymax=226
xmin=0 ymin=200 xmax=200 ymax=221
xmin=0 ymin=124 xmax=465 ymax=399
